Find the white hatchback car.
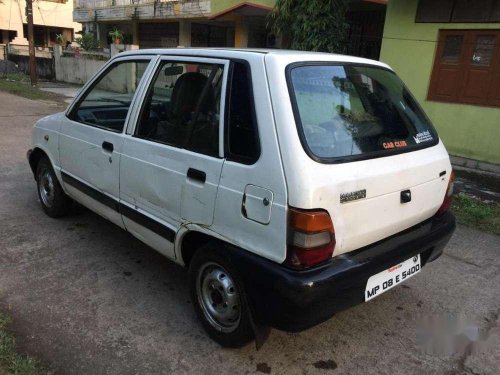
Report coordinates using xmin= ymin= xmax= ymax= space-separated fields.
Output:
xmin=28 ymin=49 xmax=456 ymax=348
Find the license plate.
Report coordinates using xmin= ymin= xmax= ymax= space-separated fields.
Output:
xmin=365 ymin=254 xmax=421 ymax=302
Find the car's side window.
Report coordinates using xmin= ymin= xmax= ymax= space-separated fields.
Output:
xmin=226 ymin=62 xmax=260 ymax=164
xmin=135 ymin=61 xmax=224 ymax=157
xmin=69 ymin=60 xmax=150 ymax=132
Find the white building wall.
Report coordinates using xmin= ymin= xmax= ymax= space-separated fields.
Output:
xmin=0 ymin=0 xmax=82 ymax=45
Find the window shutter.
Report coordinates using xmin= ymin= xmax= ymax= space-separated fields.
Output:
xmin=459 ymin=31 xmax=499 ymax=105
xmin=428 ymin=29 xmax=500 ymax=107
xmin=416 ymin=0 xmax=454 ymax=23
xmin=452 ymin=0 xmax=493 ymax=22
xmin=428 ymin=31 xmax=466 ymax=102
xmin=491 ymin=2 xmax=500 ymax=22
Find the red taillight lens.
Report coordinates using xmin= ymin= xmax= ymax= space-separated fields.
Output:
xmin=285 ymin=208 xmax=336 ymax=269
xmin=437 ymin=170 xmax=455 ymax=215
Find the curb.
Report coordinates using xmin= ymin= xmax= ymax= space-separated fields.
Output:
xmin=450 ymin=155 xmax=500 ymax=177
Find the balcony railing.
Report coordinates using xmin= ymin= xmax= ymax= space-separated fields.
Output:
xmin=7 ymin=44 xmax=53 ymax=59
xmin=74 ymin=0 xmax=177 ymax=9
xmin=73 ymin=0 xmax=210 ymax=21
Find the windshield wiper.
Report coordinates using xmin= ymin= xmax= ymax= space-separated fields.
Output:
xmin=86 ymin=97 xmax=130 ymax=105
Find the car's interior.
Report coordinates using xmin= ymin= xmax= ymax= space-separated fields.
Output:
xmin=72 ymin=61 xmax=150 ymax=132
xmin=137 ymin=63 xmax=222 ymax=157
xmin=75 ymin=99 xmax=133 ymax=132
xmin=293 ymin=65 xmax=434 ymax=159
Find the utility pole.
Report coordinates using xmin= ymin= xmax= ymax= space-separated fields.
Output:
xmin=26 ymin=0 xmax=38 ymax=86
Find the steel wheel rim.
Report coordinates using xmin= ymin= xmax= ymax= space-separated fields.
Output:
xmin=196 ymin=262 xmax=241 ymax=333
xmin=38 ymin=168 xmax=55 ymax=208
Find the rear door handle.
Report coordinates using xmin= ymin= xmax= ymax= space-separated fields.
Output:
xmin=187 ymin=168 xmax=206 ymax=183
xmin=102 ymin=141 xmax=114 ymax=153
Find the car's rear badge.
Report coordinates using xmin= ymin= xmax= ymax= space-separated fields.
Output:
xmin=340 ymin=189 xmax=366 ymax=203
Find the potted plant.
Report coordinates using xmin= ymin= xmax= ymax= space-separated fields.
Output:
xmin=55 ymin=33 xmax=65 ymax=45
xmin=108 ymin=28 xmax=123 ymax=45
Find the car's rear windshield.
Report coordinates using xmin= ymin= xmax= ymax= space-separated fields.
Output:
xmin=287 ymin=64 xmax=438 ymax=162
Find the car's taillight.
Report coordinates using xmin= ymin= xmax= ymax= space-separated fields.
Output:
xmin=437 ymin=170 xmax=455 ymax=215
xmin=284 ymin=208 xmax=335 ymax=269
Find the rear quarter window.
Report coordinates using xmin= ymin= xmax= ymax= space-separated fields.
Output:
xmin=287 ymin=63 xmax=439 ymax=163
xmin=226 ymin=62 xmax=260 ymax=164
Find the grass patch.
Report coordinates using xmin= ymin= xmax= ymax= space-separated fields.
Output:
xmin=0 ymin=73 xmax=58 ymax=102
xmin=452 ymin=193 xmax=500 ymax=235
xmin=0 ymin=311 xmax=44 ymax=375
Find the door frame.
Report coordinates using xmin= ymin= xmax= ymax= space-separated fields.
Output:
xmin=65 ymin=54 xmax=159 ymax=135
xmin=124 ymin=55 xmax=231 ymax=158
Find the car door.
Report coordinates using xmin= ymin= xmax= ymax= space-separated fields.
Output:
xmin=60 ymin=57 xmax=153 ymax=228
xmin=119 ymin=56 xmax=228 ymax=260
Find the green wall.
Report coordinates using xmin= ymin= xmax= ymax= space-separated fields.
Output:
xmin=211 ymin=0 xmax=276 ymax=15
xmin=380 ymin=0 xmax=500 ymax=165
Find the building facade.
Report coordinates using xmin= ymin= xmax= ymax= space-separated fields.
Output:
xmin=380 ymin=0 xmax=500 ymax=165
xmin=0 ymin=0 xmax=81 ymax=47
xmin=72 ymin=0 xmax=386 ymax=53
xmin=73 ymin=0 xmax=277 ymax=49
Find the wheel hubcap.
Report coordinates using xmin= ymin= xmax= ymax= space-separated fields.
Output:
xmin=38 ymin=168 xmax=55 ymax=208
xmin=197 ymin=262 xmax=241 ymax=333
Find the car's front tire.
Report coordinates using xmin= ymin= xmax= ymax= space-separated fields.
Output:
xmin=189 ymin=244 xmax=255 ymax=348
xmin=36 ymin=156 xmax=72 ymax=218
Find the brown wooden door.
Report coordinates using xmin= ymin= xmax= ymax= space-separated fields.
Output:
xmin=459 ymin=30 xmax=500 ymax=105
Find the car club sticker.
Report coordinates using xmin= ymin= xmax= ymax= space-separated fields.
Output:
xmin=413 ymin=130 xmax=433 ymax=144
xmin=383 ymin=140 xmax=408 ymax=149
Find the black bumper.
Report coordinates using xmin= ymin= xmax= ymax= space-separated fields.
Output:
xmin=229 ymin=212 xmax=456 ymax=332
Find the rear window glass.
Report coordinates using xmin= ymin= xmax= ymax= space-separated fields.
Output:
xmin=288 ymin=64 xmax=438 ymax=162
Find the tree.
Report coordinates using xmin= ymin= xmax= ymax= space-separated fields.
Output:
xmin=269 ymin=0 xmax=350 ymax=53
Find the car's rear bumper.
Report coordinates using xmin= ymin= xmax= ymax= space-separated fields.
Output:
xmin=229 ymin=211 xmax=456 ymax=332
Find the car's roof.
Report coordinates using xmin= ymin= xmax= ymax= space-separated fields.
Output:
xmin=115 ymin=48 xmax=391 ymax=69
xmin=119 ymin=47 xmax=335 ymax=56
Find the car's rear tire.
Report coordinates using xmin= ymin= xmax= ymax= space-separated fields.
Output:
xmin=36 ymin=157 xmax=72 ymax=218
xmin=189 ymin=244 xmax=255 ymax=348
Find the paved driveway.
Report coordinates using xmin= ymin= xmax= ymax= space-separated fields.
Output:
xmin=38 ymin=82 xmax=82 ymax=104
xmin=0 ymin=91 xmax=499 ymax=375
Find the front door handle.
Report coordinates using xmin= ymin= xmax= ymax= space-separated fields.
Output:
xmin=187 ymin=168 xmax=206 ymax=183
xmin=102 ymin=141 xmax=114 ymax=153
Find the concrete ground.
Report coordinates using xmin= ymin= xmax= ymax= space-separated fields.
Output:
xmin=0 ymin=90 xmax=499 ymax=375
xmin=38 ymin=82 xmax=83 ymax=104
